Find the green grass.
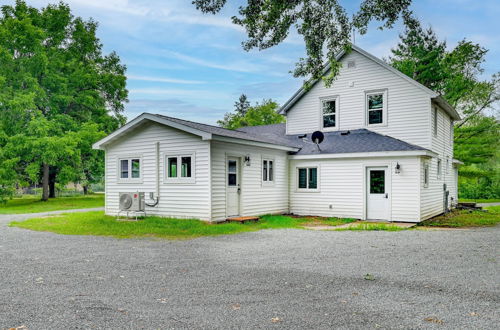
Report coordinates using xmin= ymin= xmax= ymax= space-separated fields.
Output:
xmin=9 ymin=212 xmax=315 ymax=239
xmin=334 ymin=223 xmax=405 ymax=231
xmin=419 ymin=206 xmax=500 ymax=228
xmin=458 ymin=198 xmax=500 ymax=203
xmin=0 ymin=194 xmax=104 ymax=214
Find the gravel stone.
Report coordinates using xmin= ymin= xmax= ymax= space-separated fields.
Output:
xmin=0 ymin=211 xmax=498 ymax=329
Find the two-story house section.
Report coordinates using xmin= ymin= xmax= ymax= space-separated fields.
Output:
xmin=94 ymin=45 xmax=461 ymax=223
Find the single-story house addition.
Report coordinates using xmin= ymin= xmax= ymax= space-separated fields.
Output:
xmin=93 ymin=45 xmax=461 ymax=223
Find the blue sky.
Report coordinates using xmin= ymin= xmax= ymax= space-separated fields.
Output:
xmin=18 ymin=0 xmax=500 ymax=124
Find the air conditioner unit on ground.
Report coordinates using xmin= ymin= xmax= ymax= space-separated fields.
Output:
xmin=119 ymin=192 xmax=145 ymax=212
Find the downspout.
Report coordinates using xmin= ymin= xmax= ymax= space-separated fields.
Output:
xmin=145 ymin=141 xmax=160 ymax=207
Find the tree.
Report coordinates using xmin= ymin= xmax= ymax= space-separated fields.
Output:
xmin=0 ymin=1 xmax=128 ymax=200
xmin=389 ymin=16 xmax=500 ymax=198
xmin=193 ymin=0 xmax=413 ymax=86
xmin=218 ymin=98 xmax=285 ymax=129
xmin=234 ymin=94 xmax=250 ymax=116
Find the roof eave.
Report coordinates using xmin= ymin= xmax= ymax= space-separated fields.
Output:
xmin=289 ymin=149 xmax=437 ymax=159
xmin=92 ymin=113 xmax=213 ymax=150
xmin=432 ymin=96 xmax=461 ymax=120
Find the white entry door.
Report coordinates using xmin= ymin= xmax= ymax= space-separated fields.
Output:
xmin=366 ymin=167 xmax=390 ymax=220
xmin=226 ymin=157 xmax=240 ymax=217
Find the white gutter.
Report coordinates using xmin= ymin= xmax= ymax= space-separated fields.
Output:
xmin=288 ymin=150 xmax=437 ymax=160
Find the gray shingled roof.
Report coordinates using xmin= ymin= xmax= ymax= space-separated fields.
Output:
xmin=154 ymin=114 xmax=428 ymax=155
xmin=237 ymin=124 xmax=428 ymax=155
xmin=154 ymin=114 xmax=301 ymax=148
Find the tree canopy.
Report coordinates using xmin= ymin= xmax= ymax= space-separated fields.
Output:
xmin=0 ymin=0 xmax=128 ymax=201
xmin=193 ymin=0 xmax=413 ymax=86
xmin=218 ymin=97 xmax=285 ymax=129
xmin=389 ymin=15 xmax=500 ymax=199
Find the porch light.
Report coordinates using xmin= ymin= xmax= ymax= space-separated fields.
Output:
xmin=395 ymin=162 xmax=401 ymax=174
xmin=244 ymin=155 xmax=251 ymax=166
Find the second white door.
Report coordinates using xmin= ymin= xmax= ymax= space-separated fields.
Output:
xmin=366 ymin=167 xmax=390 ymax=220
xmin=226 ymin=157 xmax=240 ymax=217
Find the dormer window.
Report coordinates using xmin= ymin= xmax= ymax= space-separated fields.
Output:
xmin=321 ymin=96 xmax=339 ymax=130
xmin=366 ymin=90 xmax=387 ymax=126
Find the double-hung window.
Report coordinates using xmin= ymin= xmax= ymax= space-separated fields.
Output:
xmin=423 ymin=163 xmax=429 ymax=188
xmin=297 ymin=167 xmax=318 ymax=190
xmin=262 ymin=159 xmax=274 ymax=183
xmin=119 ymin=158 xmax=141 ymax=181
xmin=166 ymin=153 xmax=195 ymax=183
xmin=321 ymin=97 xmax=338 ymax=129
xmin=366 ymin=90 xmax=387 ymax=125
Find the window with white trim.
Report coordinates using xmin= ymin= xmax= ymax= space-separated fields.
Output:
xmin=321 ymin=97 xmax=338 ymax=129
xmin=119 ymin=158 xmax=141 ymax=180
xmin=262 ymin=159 xmax=274 ymax=182
xmin=437 ymin=158 xmax=442 ymax=179
xmin=366 ymin=91 xmax=387 ymax=125
xmin=297 ymin=167 xmax=318 ymax=190
xmin=165 ymin=153 xmax=195 ymax=182
xmin=433 ymin=107 xmax=438 ymax=136
xmin=424 ymin=163 xmax=429 ymax=188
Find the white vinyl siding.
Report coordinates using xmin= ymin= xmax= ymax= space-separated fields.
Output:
xmin=289 ymin=156 xmax=421 ymax=222
xmin=421 ymin=105 xmax=456 ymax=219
xmin=286 ymin=50 xmax=432 ymax=148
xmin=211 ymin=141 xmax=288 ymax=221
xmin=104 ymin=122 xmax=211 ymax=220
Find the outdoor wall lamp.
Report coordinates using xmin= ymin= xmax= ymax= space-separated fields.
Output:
xmin=244 ymin=155 xmax=251 ymax=166
xmin=395 ymin=162 xmax=401 ymax=174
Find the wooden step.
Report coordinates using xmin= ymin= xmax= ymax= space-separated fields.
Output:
xmin=226 ymin=216 xmax=260 ymax=223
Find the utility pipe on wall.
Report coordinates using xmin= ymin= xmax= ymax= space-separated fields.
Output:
xmin=145 ymin=141 xmax=160 ymax=207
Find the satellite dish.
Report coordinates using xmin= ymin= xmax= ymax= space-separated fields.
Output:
xmin=311 ymin=131 xmax=324 ymax=151
xmin=311 ymin=131 xmax=324 ymax=144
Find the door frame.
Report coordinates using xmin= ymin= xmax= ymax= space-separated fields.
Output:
xmin=225 ymin=153 xmax=243 ymax=217
xmin=363 ymin=164 xmax=392 ymax=221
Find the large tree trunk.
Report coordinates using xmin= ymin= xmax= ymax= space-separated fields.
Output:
xmin=49 ymin=168 xmax=57 ymax=198
xmin=42 ymin=163 xmax=49 ymax=201
xmin=83 ymin=185 xmax=89 ymax=195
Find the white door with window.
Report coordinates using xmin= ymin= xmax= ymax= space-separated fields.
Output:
xmin=366 ymin=167 xmax=390 ymax=220
xmin=226 ymin=157 xmax=240 ymax=217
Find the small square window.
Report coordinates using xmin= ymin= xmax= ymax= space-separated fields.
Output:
xmin=166 ymin=154 xmax=194 ymax=182
xmin=119 ymin=158 xmax=141 ymax=180
xmin=297 ymin=167 xmax=318 ymax=190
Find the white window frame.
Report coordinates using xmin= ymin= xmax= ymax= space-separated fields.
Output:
xmin=365 ymin=89 xmax=388 ymax=127
xmin=433 ymin=107 xmax=438 ymax=137
xmin=423 ymin=162 xmax=429 ymax=188
xmin=117 ymin=156 xmax=143 ymax=183
xmin=437 ymin=158 xmax=442 ymax=179
xmin=296 ymin=166 xmax=319 ymax=192
xmin=320 ymin=96 xmax=339 ymax=131
xmin=164 ymin=152 xmax=196 ymax=184
xmin=262 ymin=158 xmax=275 ymax=185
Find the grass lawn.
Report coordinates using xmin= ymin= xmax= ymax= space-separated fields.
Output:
xmin=0 ymin=194 xmax=104 ymax=214
xmin=419 ymin=206 xmax=500 ymax=228
xmin=458 ymin=198 xmax=500 ymax=203
xmin=9 ymin=212 xmax=356 ymax=239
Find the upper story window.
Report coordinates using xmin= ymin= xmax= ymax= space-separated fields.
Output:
xmin=297 ymin=167 xmax=318 ymax=191
xmin=366 ymin=90 xmax=387 ymax=126
xmin=119 ymin=157 xmax=141 ymax=181
xmin=433 ymin=107 xmax=438 ymax=136
xmin=321 ymin=97 xmax=339 ymax=130
xmin=262 ymin=159 xmax=274 ymax=183
xmin=165 ymin=153 xmax=195 ymax=183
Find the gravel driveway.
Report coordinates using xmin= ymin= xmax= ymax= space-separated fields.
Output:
xmin=0 ymin=212 xmax=498 ymax=329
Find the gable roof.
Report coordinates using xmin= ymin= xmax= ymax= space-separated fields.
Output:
xmin=92 ymin=113 xmax=300 ymax=151
xmin=279 ymin=45 xmax=460 ymax=120
xmin=238 ymin=123 xmax=434 ymax=156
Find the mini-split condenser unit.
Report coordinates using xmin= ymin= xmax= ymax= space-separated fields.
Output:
xmin=119 ymin=192 xmax=145 ymax=211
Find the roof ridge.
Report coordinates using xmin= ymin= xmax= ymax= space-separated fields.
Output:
xmin=154 ymin=113 xmax=234 ymax=131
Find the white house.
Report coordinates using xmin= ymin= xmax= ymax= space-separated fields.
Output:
xmin=93 ymin=45 xmax=461 ymax=223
